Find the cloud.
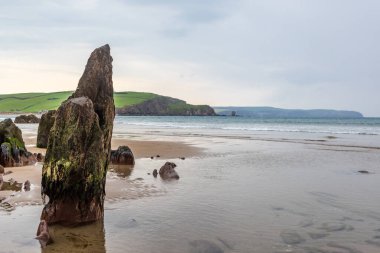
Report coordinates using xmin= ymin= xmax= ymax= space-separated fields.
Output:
xmin=0 ymin=0 xmax=379 ymax=115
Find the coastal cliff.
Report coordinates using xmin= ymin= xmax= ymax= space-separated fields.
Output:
xmin=116 ymin=96 xmax=216 ymax=116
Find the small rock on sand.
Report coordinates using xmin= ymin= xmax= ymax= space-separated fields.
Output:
xmin=159 ymin=162 xmax=179 ymax=180
xmin=358 ymin=170 xmax=369 ymax=174
xmin=152 ymin=169 xmax=158 ymax=177
xmin=24 ymin=180 xmax=31 ymax=191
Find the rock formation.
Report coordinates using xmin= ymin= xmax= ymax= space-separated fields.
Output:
xmin=14 ymin=114 xmax=40 ymax=124
xmin=35 ymin=153 xmax=44 ymax=162
xmin=0 ymin=119 xmax=36 ymax=167
xmin=110 ymin=146 xmax=135 ymax=165
xmin=159 ymin=162 xmax=179 ymax=180
xmin=36 ymin=220 xmax=52 ymax=247
xmin=40 ymin=44 xmax=115 ymax=225
xmin=37 ymin=110 xmax=56 ymax=148
xmin=24 ymin=180 xmax=31 ymax=191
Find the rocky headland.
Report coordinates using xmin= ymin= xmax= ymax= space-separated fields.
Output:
xmin=116 ymin=96 xmax=216 ymax=116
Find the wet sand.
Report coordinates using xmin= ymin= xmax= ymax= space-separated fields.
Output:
xmin=25 ymin=133 xmax=202 ymax=159
xmin=2 ymin=122 xmax=380 ymax=252
xmin=1 ymin=132 xmax=203 ymax=209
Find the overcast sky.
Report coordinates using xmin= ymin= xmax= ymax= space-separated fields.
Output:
xmin=0 ymin=0 xmax=379 ymax=116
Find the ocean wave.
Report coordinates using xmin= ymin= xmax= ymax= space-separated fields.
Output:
xmin=113 ymin=120 xmax=380 ymax=136
xmin=221 ymin=127 xmax=379 ymax=135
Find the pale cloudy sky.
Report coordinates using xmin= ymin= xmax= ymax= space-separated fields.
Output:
xmin=0 ymin=0 xmax=379 ymax=116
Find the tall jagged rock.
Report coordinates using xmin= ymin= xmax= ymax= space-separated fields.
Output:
xmin=41 ymin=44 xmax=115 ymax=225
xmin=0 ymin=119 xmax=36 ymax=167
xmin=37 ymin=110 xmax=56 ymax=148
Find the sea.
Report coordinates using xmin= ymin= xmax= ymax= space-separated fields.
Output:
xmin=1 ymin=116 xmax=380 ymax=253
xmin=112 ymin=116 xmax=380 ymax=135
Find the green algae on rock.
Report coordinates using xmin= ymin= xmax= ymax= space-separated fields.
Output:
xmin=0 ymin=118 xmax=36 ymax=167
xmin=41 ymin=44 xmax=115 ymax=225
xmin=37 ymin=110 xmax=56 ymax=148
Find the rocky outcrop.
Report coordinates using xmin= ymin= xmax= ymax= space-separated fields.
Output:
xmin=14 ymin=114 xmax=40 ymax=124
xmin=37 ymin=110 xmax=56 ymax=148
xmin=24 ymin=180 xmax=31 ymax=191
xmin=0 ymin=165 xmax=4 ymax=174
xmin=110 ymin=146 xmax=135 ymax=165
xmin=0 ymin=119 xmax=36 ymax=167
xmin=116 ymin=96 xmax=216 ymax=116
xmin=35 ymin=153 xmax=44 ymax=162
xmin=40 ymin=44 xmax=115 ymax=225
xmin=36 ymin=220 xmax=52 ymax=247
xmin=159 ymin=162 xmax=179 ymax=179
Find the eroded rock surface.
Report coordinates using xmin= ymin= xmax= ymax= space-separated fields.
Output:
xmin=110 ymin=146 xmax=134 ymax=165
xmin=37 ymin=110 xmax=56 ymax=148
xmin=14 ymin=114 xmax=40 ymax=124
xmin=41 ymin=44 xmax=115 ymax=225
xmin=36 ymin=220 xmax=52 ymax=248
xmin=0 ymin=119 xmax=36 ymax=167
xmin=159 ymin=162 xmax=179 ymax=180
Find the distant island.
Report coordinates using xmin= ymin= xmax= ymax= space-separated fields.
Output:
xmin=214 ymin=106 xmax=363 ymax=118
xmin=0 ymin=91 xmax=216 ymax=116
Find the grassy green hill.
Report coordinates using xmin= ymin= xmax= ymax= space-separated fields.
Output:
xmin=0 ymin=91 xmax=158 ymax=113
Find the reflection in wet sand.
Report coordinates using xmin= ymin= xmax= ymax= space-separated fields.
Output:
xmin=0 ymin=180 xmax=22 ymax=191
xmin=42 ymin=220 xmax=106 ymax=253
xmin=109 ymin=164 xmax=134 ymax=178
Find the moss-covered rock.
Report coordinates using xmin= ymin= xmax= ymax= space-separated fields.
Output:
xmin=110 ymin=146 xmax=135 ymax=165
xmin=37 ymin=110 xmax=56 ymax=148
xmin=41 ymin=44 xmax=115 ymax=225
xmin=0 ymin=119 xmax=36 ymax=167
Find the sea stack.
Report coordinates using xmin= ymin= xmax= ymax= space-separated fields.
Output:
xmin=40 ymin=44 xmax=115 ymax=225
